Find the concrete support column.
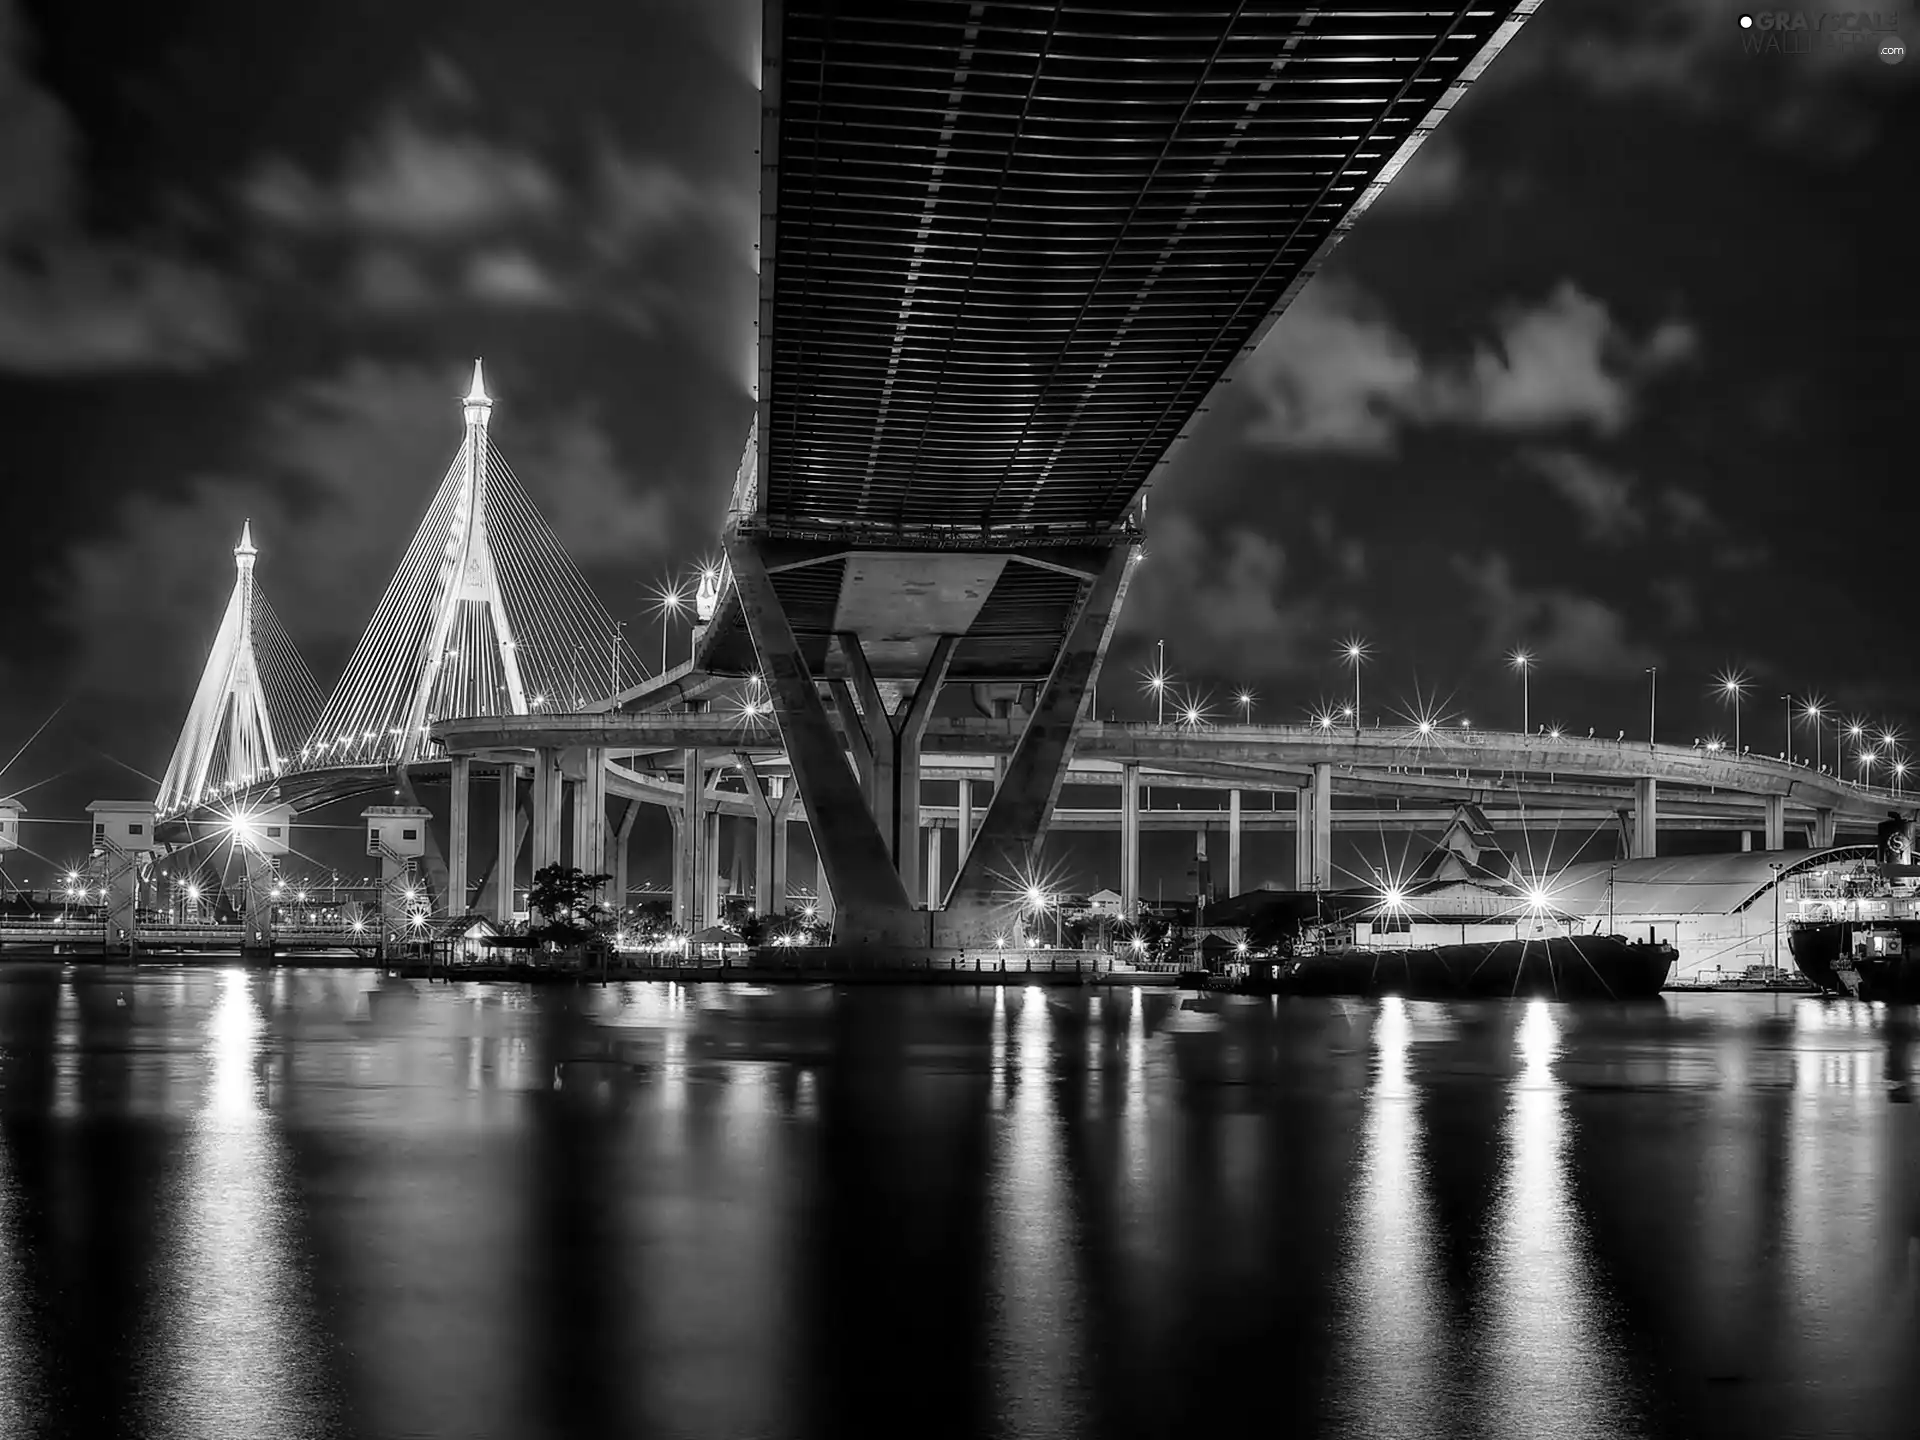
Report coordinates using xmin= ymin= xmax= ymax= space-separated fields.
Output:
xmin=575 ymin=748 xmax=608 ymax=877
xmin=447 ymin=754 xmax=470 ymax=919
xmin=1764 ymin=794 xmax=1785 ymax=851
xmin=925 ymin=826 xmax=941 ymax=910
xmin=1294 ymin=785 xmax=1314 ymax=890
xmin=1120 ymin=763 xmax=1140 ymax=916
xmin=704 ymin=804 xmax=723 ymax=926
xmin=610 ymin=800 xmax=638 ymax=915
xmin=957 ymin=779 xmax=974 ymax=870
xmin=482 ymin=766 xmax=521 ymax=924
xmin=1633 ymin=776 xmax=1658 ymax=859
xmin=1311 ymin=762 xmax=1333 ymax=890
xmin=836 ymin=633 xmax=955 ymax=906
xmin=240 ymin=846 xmax=275 ymax=958
xmin=724 ymin=533 xmax=914 ymax=941
xmin=676 ymin=748 xmax=702 ymax=928
xmin=773 ymin=811 xmax=790 ymax=915
xmin=670 ymin=809 xmax=689 ymax=927
xmin=531 ymin=747 xmax=562 ymax=878
xmin=1742 ymin=830 xmax=1753 ymax=853
xmin=1814 ymin=808 xmax=1837 ymax=848
xmin=1228 ymin=788 xmax=1242 ymax=897
xmin=1194 ymin=828 xmax=1209 ymax=915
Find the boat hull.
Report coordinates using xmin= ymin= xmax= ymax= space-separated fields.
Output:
xmin=1789 ymin=921 xmax=1920 ymax=1002
xmin=1239 ymin=935 xmax=1674 ymax=999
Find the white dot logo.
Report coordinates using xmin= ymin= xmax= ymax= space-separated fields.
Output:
xmin=1882 ymin=35 xmax=1907 ymax=64
xmin=1739 ymin=13 xmax=1754 ymax=26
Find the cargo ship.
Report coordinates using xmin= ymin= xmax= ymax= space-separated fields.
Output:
xmin=1220 ymin=933 xmax=1675 ymax=1000
xmin=1786 ymin=815 xmax=1920 ymax=1002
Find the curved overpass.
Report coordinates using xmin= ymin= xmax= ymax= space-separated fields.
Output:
xmin=432 ymin=714 xmax=1897 ymax=826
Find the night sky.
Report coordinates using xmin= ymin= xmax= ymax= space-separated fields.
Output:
xmin=0 ymin=0 xmax=1911 ymax=889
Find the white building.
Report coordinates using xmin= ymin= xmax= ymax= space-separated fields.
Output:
xmin=1547 ymin=847 xmax=1873 ymax=980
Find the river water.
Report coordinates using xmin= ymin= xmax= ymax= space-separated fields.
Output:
xmin=0 ymin=964 xmax=1915 ymax=1440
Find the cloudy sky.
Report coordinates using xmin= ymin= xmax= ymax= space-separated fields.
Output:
xmin=0 ymin=0 xmax=1911 ymax=876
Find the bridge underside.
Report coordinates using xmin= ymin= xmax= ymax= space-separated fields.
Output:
xmin=707 ymin=0 xmax=1536 ymax=947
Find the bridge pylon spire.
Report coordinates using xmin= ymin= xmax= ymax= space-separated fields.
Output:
xmin=157 ymin=523 xmax=323 ymax=815
xmin=302 ymin=361 xmax=640 ymax=771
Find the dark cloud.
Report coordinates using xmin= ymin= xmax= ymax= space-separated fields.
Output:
xmin=1524 ymin=448 xmax=1644 ymax=542
xmin=1451 ymin=553 xmax=1658 ymax=677
xmin=1118 ymin=513 xmax=1345 ymax=685
xmin=1243 ymin=279 xmax=1696 ymax=454
xmin=0 ymin=1 xmax=241 ymax=374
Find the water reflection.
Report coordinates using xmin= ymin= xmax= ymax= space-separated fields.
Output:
xmin=990 ymin=987 xmax=1088 ymax=1434
xmin=1328 ymin=997 xmax=1450 ymax=1433
xmin=139 ymin=969 xmax=337 ymax=1438
xmin=1481 ymin=1001 xmax=1643 ymax=1440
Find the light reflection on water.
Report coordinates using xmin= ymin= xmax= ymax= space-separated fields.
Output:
xmin=138 ymin=969 xmax=340 ymax=1438
xmin=0 ymin=969 xmax=1914 ymax=1439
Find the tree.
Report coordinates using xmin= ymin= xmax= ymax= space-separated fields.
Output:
xmin=528 ymin=863 xmax=612 ymax=947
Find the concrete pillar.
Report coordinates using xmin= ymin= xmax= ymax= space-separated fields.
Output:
xmin=1194 ymin=828 xmax=1209 ymax=914
xmin=1764 ymin=794 xmax=1785 ymax=851
xmin=773 ymin=810 xmax=790 ymax=914
xmin=1633 ymin=776 xmax=1658 ymax=859
xmin=836 ymin=633 xmax=954 ymax=905
xmin=1120 ymin=763 xmax=1140 ymax=916
xmin=1228 ymin=788 xmax=1242 ymax=897
xmin=957 ymin=779 xmax=974 ymax=868
xmin=489 ymin=767 xmax=520 ymax=924
xmin=676 ymin=749 xmax=702 ymax=928
xmin=1294 ymin=785 xmax=1314 ymax=891
xmin=610 ymin=800 xmax=638 ymax=915
xmin=1814 ymin=808 xmax=1837 ymax=848
xmin=240 ymin=846 xmax=276 ymax=958
xmin=925 ymin=825 xmax=942 ymax=909
xmin=448 ymin=754 xmax=470 ymax=918
xmin=670 ymin=809 xmax=689 ymax=927
xmin=1311 ymin=762 xmax=1332 ymax=890
xmin=577 ymin=748 xmax=608 ymax=877
xmin=724 ymin=534 xmax=913 ymax=937
xmin=531 ymin=747 xmax=561 ymax=877
xmin=1741 ymin=830 xmax=1753 ymax=853
xmin=704 ymin=804 xmax=723 ymax=926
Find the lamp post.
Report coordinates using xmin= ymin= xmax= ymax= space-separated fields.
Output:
xmin=1848 ymin=723 xmax=1866 ymax=785
xmin=1236 ymin=689 xmax=1255 ymax=725
xmin=1802 ymin=701 xmax=1823 ymax=771
xmin=1768 ymin=861 xmax=1783 ymax=972
xmin=1781 ymin=693 xmax=1794 ymax=764
xmin=1150 ymin=639 xmax=1168 ymax=724
xmin=1343 ymin=638 xmax=1368 ymax=733
xmin=1718 ymin=672 xmax=1746 ymax=753
xmin=1510 ymin=650 xmax=1532 ymax=735
xmin=654 ymin=582 xmax=686 ymax=672
xmin=1645 ymin=666 xmax=1658 ymax=746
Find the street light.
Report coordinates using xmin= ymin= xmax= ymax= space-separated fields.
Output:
xmin=1143 ymin=639 xmax=1170 ymax=724
xmin=1509 ymin=650 xmax=1533 ymax=734
xmin=1341 ymin=638 xmax=1369 ymax=733
xmin=1780 ymin=694 xmax=1794 ymax=764
xmin=1801 ymin=699 xmax=1824 ymax=771
xmin=651 ymin=580 xmax=687 ymax=673
xmin=1645 ymin=666 xmax=1658 ymax=746
xmin=1235 ymin=688 xmax=1255 ymax=725
xmin=1716 ymin=671 xmax=1747 ymax=753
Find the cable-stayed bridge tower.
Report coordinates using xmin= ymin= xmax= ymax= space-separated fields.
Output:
xmin=301 ymin=361 xmax=640 ymax=772
xmin=157 ymin=523 xmax=323 ymax=816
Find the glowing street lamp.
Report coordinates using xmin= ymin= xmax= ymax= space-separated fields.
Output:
xmin=1142 ymin=638 xmax=1171 ymax=724
xmin=1859 ymin=747 xmax=1877 ymax=787
xmin=1235 ymin=689 xmax=1255 ymax=724
xmin=1341 ymin=638 xmax=1369 ymax=733
xmin=1716 ymin=670 xmax=1747 ymax=754
xmin=1509 ymin=650 xmax=1533 ymax=734
xmin=652 ymin=580 xmax=688 ymax=672
xmin=1801 ymin=699 xmax=1824 ymax=771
